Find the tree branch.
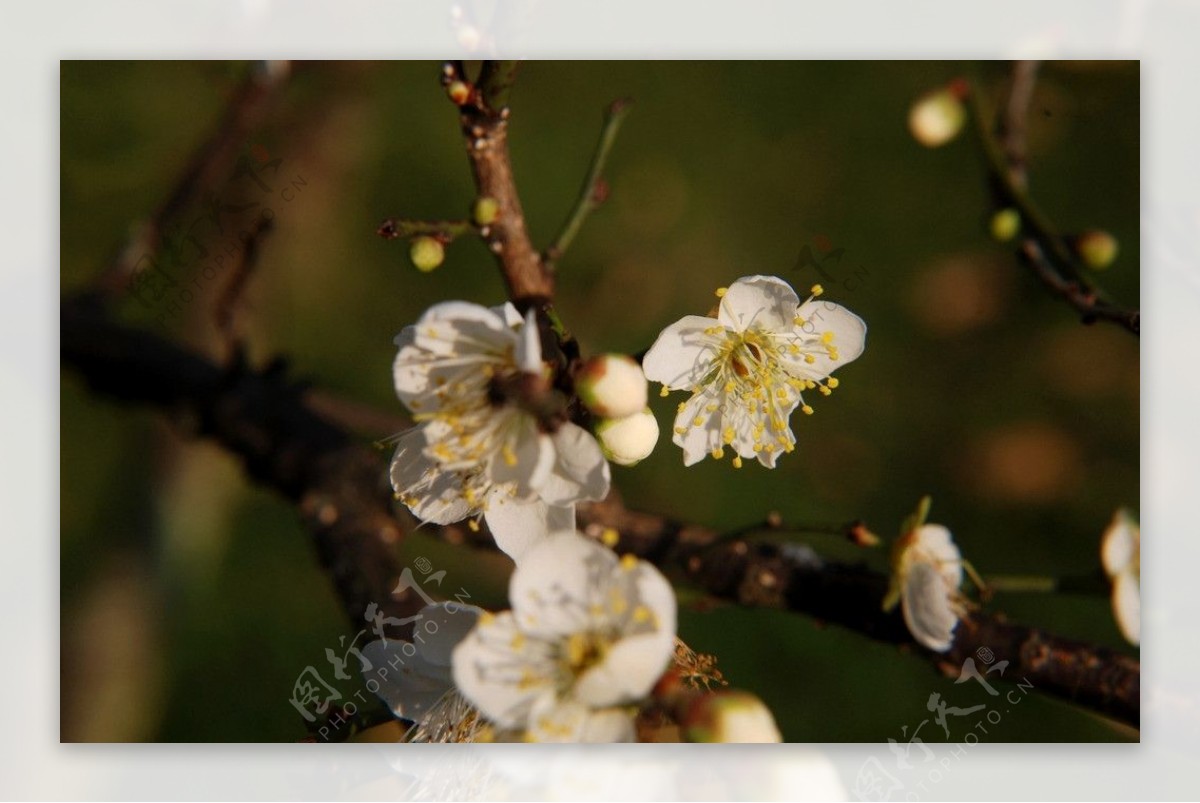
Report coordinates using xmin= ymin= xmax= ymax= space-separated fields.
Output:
xmin=61 ymin=291 xmax=425 ymax=634
xmin=444 ymin=60 xmax=553 ymax=306
xmin=968 ymin=62 xmax=1139 ymax=336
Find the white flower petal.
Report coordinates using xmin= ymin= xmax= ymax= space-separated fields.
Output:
xmin=412 ymin=601 xmax=484 ymax=667
xmin=516 ymin=309 xmax=543 ymax=374
xmin=789 ymin=300 xmax=867 ymax=377
xmin=451 ymin=612 xmax=558 ymax=729
xmin=1112 ymin=570 xmax=1141 ymax=646
xmin=1101 ymin=510 xmax=1138 ymax=577
xmin=912 ymin=524 xmax=963 ymax=588
xmin=574 ymin=630 xmax=674 ymax=708
xmin=901 ymin=561 xmax=960 ymax=652
xmin=673 ymin=388 xmax=724 ymax=466
xmin=486 ymin=417 xmax=555 ymax=499
xmin=390 ymin=429 xmax=474 ymax=524
xmin=537 ymin=422 xmax=612 ymax=505
xmin=412 ymin=301 xmax=514 ymax=357
xmin=492 ymin=302 xmax=524 ymax=328
xmin=525 ymin=697 xmax=634 ymax=743
xmin=718 ymin=275 xmax=800 ymax=333
xmin=509 ymin=531 xmax=618 ymax=639
xmin=642 ymin=315 xmax=722 ymax=391
xmin=361 ymin=639 xmax=451 ymax=722
xmin=484 ymin=493 xmax=575 ymax=563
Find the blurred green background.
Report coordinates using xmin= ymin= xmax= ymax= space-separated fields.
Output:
xmin=60 ymin=61 xmax=1139 ymax=743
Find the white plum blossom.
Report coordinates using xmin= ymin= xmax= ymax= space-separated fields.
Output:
xmin=361 ymin=602 xmax=486 ymax=742
xmin=1101 ymin=509 xmax=1140 ymax=646
xmin=883 ymin=523 xmax=966 ymax=652
xmin=451 ymin=530 xmax=677 ymax=742
xmin=390 ymin=301 xmax=611 ymax=561
xmin=642 ymin=274 xmax=866 ymax=468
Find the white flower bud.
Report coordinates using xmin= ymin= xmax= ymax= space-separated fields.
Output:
xmin=683 ymin=691 xmax=782 ymax=743
xmin=908 ymin=83 xmax=967 ymax=148
xmin=576 ymin=354 xmax=648 ymax=419
xmin=594 ymin=408 xmax=659 ymax=466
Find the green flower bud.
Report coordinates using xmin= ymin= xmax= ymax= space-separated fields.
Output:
xmin=1076 ymin=229 xmax=1118 ymax=270
xmin=989 ymin=208 xmax=1021 ymax=242
xmin=473 ymin=196 xmax=500 ymax=226
xmin=409 ymin=236 xmax=445 ymax=272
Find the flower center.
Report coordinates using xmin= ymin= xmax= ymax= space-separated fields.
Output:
xmin=563 ymin=632 xmax=609 ymax=676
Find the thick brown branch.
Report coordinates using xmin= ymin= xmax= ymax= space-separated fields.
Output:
xmin=442 ymin=492 xmax=1139 ymax=728
xmin=61 ymin=292 xmax=425 ymax=634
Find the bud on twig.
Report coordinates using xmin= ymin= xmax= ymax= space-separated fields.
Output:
xmin=473 ymin=196 xmax=500 ymax=226
xmin=409 ymin=236 xmax=445 ymax=272
xmin=989 ymin=208 xmax=1021 ymax=242
xmin=1074 ymin=229 xmax=1119 ymax=270
xmin=576 ymin=353 xmax=648 ymax=418
xmin=908 ymin=82 xmax=968 ymax=148
xmin=680 ymin=690 xmax=782 ymax=743
xmin=595 ymin=408 xmax=660 ymax=466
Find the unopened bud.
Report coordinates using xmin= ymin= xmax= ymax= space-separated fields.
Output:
xmin=682 ymin=691 xmax=782 ymax=743
xmin=473 ymin=196 xmax=500 ymax=226
xmin=989 ymin=208 xmax=1021 ymax=242
xmin=908 ymin=85 xmax=967 ymax=148
xmin=446 ymin=80 xmax=470 ymax=106
xmin=409 ymin=236 xmax=445 ymax=272
xmin=1075 ymin=229 xmax=1118 ymax=270
xmin=595 ymin=408 xmax=659 ymax=467
xmin=576 ymin=354 xmax=648 ymax=419
xmin=847 ymin=521 xmax=881 ymax=548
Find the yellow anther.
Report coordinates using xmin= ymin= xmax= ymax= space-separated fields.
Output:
xmin=789 ymin=344 xmax=800 ymax=355
xmin=819 ymin=385 xmax=832 ymax=396
xmin=502 ymin=445 xmax=518 ymax=466
xmin=775 ymin=387 xmax=788 ymax=399
xmin=804 ymin=354 xmax=816 ymax=364
xmin=566 ymin=633 xmax=587 ymax=666
xmin=794 ymin=316 xmax=806 ymax=326
xmin=724 ymin=381 xmax=736 ymax=393
xmin=601 ymin=527 xmax=620 ymax=548
xmin=711 ymin=447 xmax=725 ymax=460
xmin=811 ymin=284 xmax=824 ymax=297
xmin=674 ymin=426 xmax=688 ymax=435
xmin=479 ymin=611 xmax=496 ymax=625
xmin=783 ymin=442 xmax=795 ymax=452
xmin=660 ymin=385 xmax=670 ymax=397
xmin=715 ymin=286 xmax=728 ymax=298
xmin=609 ymin=588 xmax=629 ymax=615
xmin=692 ymin=416 xmax=704 ymax=427
xmin=802 ymin=404 xmax=814 ymax=415
xmin=731 ymin=455 xmax=743 ymax=468
xmin=827 ymin=377 xmax=840 ymax=389
xmin=620 ymin=553 xmax=639 ymax=571
xmin=632 ymin=605 xmax=652 ymax=624
xmin=468 ymin=519 xmax=481 ymax=532
xmin=510 ymin=632 xmax=526 ymax=650
xmin=677 ymin=402 xmax=687 ymax=412
xmin=705 ymin=403 xmax=718 ymax=413
xmin=821 ymin=331 xmax=834 ymax=344
xmin=723 ymin=427 xmax=735 ymax=444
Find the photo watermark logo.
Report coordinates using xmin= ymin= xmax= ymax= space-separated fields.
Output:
xmin=124 ymin=144 xmax=308 ymax=330
xmin=287 ymin=556 xmax=473 ymax=742
xmin=852 ymin=647 xmax=1034 ymax=802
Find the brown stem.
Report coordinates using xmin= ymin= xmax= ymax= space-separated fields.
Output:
xmin=447 ymin=61 xmax=554 ymax=306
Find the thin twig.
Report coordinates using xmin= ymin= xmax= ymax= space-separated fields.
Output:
xmin=544 ymin=98 xmax=634 ymax=268
xmin=97 ymin=61 xmax=290 ymax=300
xmin=375 ymin=218 xmax=473 ymax=242
xmin=967 ymin=65 xmax=1140 ymax=337
xmin=445 ymin=60 xmax=553 ymax=305
xmin=214 ymin=212 xmax=274 ymax=361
